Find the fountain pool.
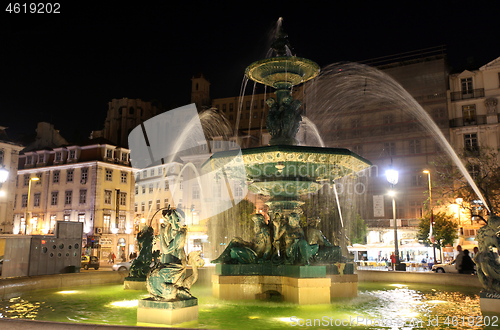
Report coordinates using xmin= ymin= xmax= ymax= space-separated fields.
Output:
xmin=0 ymin=280 xmax=498 ymax=329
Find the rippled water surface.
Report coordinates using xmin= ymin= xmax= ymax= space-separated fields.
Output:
xmin=0 ymin=281 xmax=498 ymax=329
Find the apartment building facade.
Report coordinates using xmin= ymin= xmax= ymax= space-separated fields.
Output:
xmin=13 ymin=140 xmax=136 ymax=260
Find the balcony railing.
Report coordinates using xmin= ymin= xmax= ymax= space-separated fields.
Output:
xmin=450 ymin=88 xmax=485 ymax=101
xmin=449 ymin=115 xmax=487 ymax=128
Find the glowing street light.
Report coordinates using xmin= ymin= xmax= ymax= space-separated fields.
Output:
xmin=385 ymin=168 xmax=402 ymax=270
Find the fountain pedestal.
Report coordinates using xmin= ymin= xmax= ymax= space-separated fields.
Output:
xmin=212 ymin=263 xmax=357 ymax=304
xmin=480 ymin=291 xmax=500 ymax=313
xmin=123 ymin=277 xmax=147 ymax=290
xmin=137 ymin=297 xmax=198 ymax=326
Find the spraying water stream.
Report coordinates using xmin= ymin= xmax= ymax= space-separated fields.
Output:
xmin=305 ymin=62 xmax=491 ymax=213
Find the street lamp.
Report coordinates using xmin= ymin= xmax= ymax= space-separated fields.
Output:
xmin=423 ymin=169 xmax=437 ymax=263
xmin=385 ymin=168 xmax=400 ymax=270
xmin=24 ymin=176 xmax=40 ymax=234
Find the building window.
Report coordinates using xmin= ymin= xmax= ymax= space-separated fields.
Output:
xmin=234 ymin=185 xmax=243 ymax=198
xmin=25 ymin=156 xmax=33 ymax=165
xmin=51 ymin=192 xmax=58 ymax=206
xmin=23 ymin=174 xmax=30 ymax=186
xmin=149 ymin=184 xmax=154 ymax=193
xmin=55 ymin=152 xmax=62 ymax=162
xmin=67 ymin=169 xmax=74 ymax=182
xmin=229 ymin=103 xmax=234 ymax=112
xmin=461 ymin=77 xmax=473 ymax=94
xmin=246 ymin=101 xmax=250 ymax=110
xmin=141 ymin=185 xmax=146 ymax=194
xmin=121 ymin=152 xmax=128 ymax=162
xmin=156 ymin=199 xmax=161 ymax=210
xmin=106 ymin=149 xmax=113 ymax=159
xmin=409 ymin=140 xmax=421 ymax=154
xmin=53 ymin=170 xmax=60 ymax=183
xmin=408 ymin=201 xmax=422 ymax=218
xmin=135 ymin=186 xmax=139 ymax=195
xmin=464 ymin=133 xmax=479 ymax=154
xmin=104 ymin=190 xmax=112 ymax=204
xmin=65 ymin=191 xmax=72 ymax=205
xmin=121 ymin=171 xmax=127 ymax=183
xmin=134 ymin=203 xmax=138 ymax=212
xmin=411 ymin=174 xmax=422 ymax=187
xmin=105 ymin=169 xmax=113 ymax=181
xmin=467 ymin=164 xmax=480 ymax=180
xmin=433 ymin=108 xmax=446 ymax=119
xmin=148 ymin=200 xmax=152 ymax=211
xmin=49 ymin=215 xmax=56 ymax=233
xmin=34 ymin=193 xmax=40 ymax=207
xmin=38 ymin=154 xmax=45 ymax=163
xmin=81 ymin=168 xmax=88 ymax=183
xmin=141 ymin=202 xmax=145 ymax=212
xmin=118 ymin=215 xmax=126 ymax=232
xmin=21 ymin=194 xmax=28 ymax=208
xmin=164 ymin=180 xmax=169 ymax=191
xmin=69 ymin=150 xmax=76 ymax=159
xmin=79 ymin=189 xmax=87 ymax=204
xmin=164 ymin=198 xmax=169 ymax=208
xmin=35 ymin=173 xmax=42 ymax=184
xmin=351 ymin=118 xmax=360 ymax=128
xmin=192 ymin=185 xmax=200 ymax=199
xmin=150 ymin=169 xmax=155 ymax=176
xmin=120 ymin=192 xmax=127 ymax=206
xmin=103 ymin=215 xmax=111 ymax=233
xmin=462 ymin=105 xmax=477 ymax=125
xmin=384 ymin=142 xmax=396 ymax=156
xmin=78 ymin=213 xmax=85 ymax=223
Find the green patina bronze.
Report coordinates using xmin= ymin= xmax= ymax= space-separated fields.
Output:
xmin=245 ymin=26 xmax=319 ymax=146
xmin=475 ymin=215 xmax=500 ymax=294
xmin=144 ymin=207 xmax=205 ymax=302
xmin=127 ymin=226 xmax=154 ymax=280
xmin=207 ymin=23 xmax=372 ymax=267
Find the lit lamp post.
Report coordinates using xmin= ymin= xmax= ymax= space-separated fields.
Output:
xmin=423 ymin=170 xmax=437 ymax=263
xmin=385 ymin=168 xmax=401 ymax=270
xmin=25 ymin=176 xmax=40 ymax=234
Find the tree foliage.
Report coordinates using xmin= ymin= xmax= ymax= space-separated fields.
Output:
xmin=433 ymin=147 xmax=500 ymax=220
xmin=417 ymin=211 xmax=458 ymax=249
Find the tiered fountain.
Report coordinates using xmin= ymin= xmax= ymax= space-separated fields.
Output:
xmin=204 ymin=25 xmax=371 ymax=304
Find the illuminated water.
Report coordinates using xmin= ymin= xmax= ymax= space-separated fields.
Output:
xmin=1 ymin=282 xmax=498 ymax=329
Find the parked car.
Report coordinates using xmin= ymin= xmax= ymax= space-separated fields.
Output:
xmin=0 ymin=258 xmax=3 ymax=275
xmin=112 ymin=260 xmax=132 ymax=272
xmin=81 ymin=256 xmax=100 ymax=270
xmin=432 ymin=261 xmax=458 ymax=273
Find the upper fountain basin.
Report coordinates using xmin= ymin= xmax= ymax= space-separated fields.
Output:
xmin=203 ymin=145 xmax=372 ymax=197
xmin=245 ymin=56 xmax=320 ymax=88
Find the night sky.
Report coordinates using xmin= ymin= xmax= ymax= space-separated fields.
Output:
xmin=2 ymin=1 xmax=500 ymax=143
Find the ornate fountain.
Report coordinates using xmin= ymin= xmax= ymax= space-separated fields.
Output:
xmin=205 ymin=26 xmax=371 ymax=216
xmin=204 ymin=24 xmax=371 ymax=304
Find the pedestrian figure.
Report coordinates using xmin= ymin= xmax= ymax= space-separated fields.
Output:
xmin=458 ymin=249 xmax=475 ymax=274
